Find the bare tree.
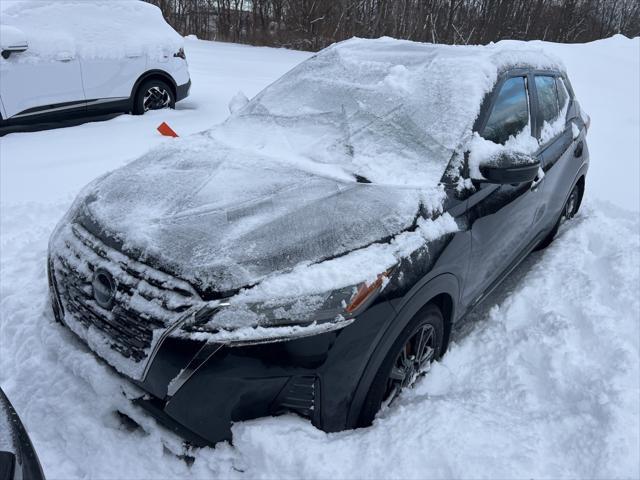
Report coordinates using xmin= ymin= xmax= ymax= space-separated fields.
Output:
xmin=144 ymin=0 xmax=640 ymax=51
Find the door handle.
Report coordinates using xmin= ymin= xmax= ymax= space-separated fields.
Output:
xmin=530 ymin=167 xmax=545 ymax=192
xmin=530 ymin=176 xmax=543 ymax=191
xmin=55 ymin=53 xmax=74 ymax=62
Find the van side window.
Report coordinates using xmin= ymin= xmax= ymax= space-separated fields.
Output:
xmin=482 ymin=76 xmax=529 ymax=145
xmin=535 ymin=75 xmax=559 ymax=124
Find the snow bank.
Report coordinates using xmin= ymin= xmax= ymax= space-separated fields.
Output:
xmin=0 ymin=0 xmax=182 ymax=61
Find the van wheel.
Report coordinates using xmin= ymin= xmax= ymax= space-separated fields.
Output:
xmin=358 ymin=304 xmax=444 ymax=426
xmin=133 ymin=79 xmax=175 ymax=115
xmin=535 ymin=182 xmax=582 ymax=250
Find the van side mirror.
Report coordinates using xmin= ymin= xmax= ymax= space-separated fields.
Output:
xmin=0 ymin=25 xmax=28 ymax=59
xmin=479 ymin=151 xmax=540 ymax=184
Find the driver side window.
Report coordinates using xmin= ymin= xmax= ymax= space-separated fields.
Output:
xmin=482 ymin=76 xmax=529 ymax=145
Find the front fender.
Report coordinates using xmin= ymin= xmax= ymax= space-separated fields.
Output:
xmin=345 ymin=272 xmax=460 ymax=428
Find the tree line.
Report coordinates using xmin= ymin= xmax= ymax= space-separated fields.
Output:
xmin=145 ymin=0 xmax=640 ymax=51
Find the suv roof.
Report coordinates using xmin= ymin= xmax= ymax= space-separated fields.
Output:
xmin=328 ymin=37 xmax=565 ymax=75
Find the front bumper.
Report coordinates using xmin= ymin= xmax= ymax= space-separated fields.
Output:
xmin=135 ymin=333 xmax=332 ymax=445
xmin=133 ymin=294 xmax=394 ymax=445
xmin=176 ymin=79 xmax=191 ymax=102
xmin=49 ymin=260 xmax=396 ymax=446
xmin=47 ymin=221 xmax=396 ymax=446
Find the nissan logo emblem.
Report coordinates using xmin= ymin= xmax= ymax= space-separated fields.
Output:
xmin=92 ymin=268 xmax=116 ymax=310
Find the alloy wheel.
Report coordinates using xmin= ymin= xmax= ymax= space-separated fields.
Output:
xmin=562 ymin=186 xmax=580 ymax=223
xmin=143 ymin=86 xmax=171 ymax=111
xmin=381 ymin=323 xmax=437 ymax=408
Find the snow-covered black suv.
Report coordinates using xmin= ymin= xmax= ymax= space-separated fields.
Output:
xmin=48 ymin=38 xmax=590 ymax=445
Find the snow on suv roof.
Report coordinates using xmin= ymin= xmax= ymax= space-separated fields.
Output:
xmin=0 ymin=0 xmax=182 ymax=60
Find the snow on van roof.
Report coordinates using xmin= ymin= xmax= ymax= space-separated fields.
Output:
xmin=0 ymin=0 xmax=182 ymax=60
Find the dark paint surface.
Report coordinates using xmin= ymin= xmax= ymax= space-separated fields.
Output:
xmin=50 ymin=66 xmax=589 ymax=446
xmin=0 ymin=389 xmax=46 ymax=480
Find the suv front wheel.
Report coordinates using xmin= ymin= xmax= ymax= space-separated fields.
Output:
xmin=358 ymin=303 xmax=444 ymax=426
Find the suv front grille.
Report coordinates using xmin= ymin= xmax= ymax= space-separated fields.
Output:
xmin=52 ymin=223 xmax=200 ymax=366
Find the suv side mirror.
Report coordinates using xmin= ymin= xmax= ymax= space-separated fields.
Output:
xmin=479 ymin=151 xmax=540 ymax=184
xmin=0 ymin=25 xmax=28 ymax=59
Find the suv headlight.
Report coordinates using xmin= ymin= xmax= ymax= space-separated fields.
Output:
xmin=180 ymin=271 xmax=391 ymax=344
xmin=174 ymin=47 xmax=186 ymax=60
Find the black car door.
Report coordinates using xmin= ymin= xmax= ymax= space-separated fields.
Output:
xmin=460 ymin=74 xmax=545 ymax=308
xmin=533 ymin=74 xmax=585 ymax=231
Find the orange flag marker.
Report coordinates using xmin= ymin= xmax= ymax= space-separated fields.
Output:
xmin=157 ymin=122 xmax=179 ymax=138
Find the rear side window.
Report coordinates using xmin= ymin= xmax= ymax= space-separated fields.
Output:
xmin=482 ymin=76 xmax=529 ymax=145
xmin=535 ymin=75 xmax=559 ymax=124
xmin=556 ymin=77 xmax=569 ymax=110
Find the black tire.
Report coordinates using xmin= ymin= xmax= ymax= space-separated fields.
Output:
xmin=535 ymin=182 xmax=582 ymax=250
xmin=358 ymin=303 xmax=444 ymax=426
xmin=133 ymin=79 xmax=175 ymax=115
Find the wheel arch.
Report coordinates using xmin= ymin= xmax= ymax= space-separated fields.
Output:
xmin=429 ymin=292 xmax=454 ymax=356
xmin=568 ymin=161 xmax=588 ymax=215
xmin=575 ymin=174 xmax=586 ymax=211
xmin=345 ymin=273 xmax=459 ymax=428
xmin=130 ymin=70 xmax=178 ymax=109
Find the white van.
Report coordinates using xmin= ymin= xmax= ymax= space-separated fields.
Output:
xmin=0 ymin=0 xmax=190 ymax=125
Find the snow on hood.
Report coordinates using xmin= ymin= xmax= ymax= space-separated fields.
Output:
xmin=0 ymin=0 xmax=182 ymax=61
xmin=68 ymin=37 xmax=564 ymax=296
xmin=79 ymin=133 xmax=432 ymax=296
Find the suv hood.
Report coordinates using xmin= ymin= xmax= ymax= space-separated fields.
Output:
xmin=77 ymin=134 xmax=430 ymax=297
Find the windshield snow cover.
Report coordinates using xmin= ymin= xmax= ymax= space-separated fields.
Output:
xmin=64 ymin=38 xmax=564 ymax=296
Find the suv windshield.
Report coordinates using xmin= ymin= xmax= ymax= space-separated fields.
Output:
xmin=224 ymin=41 xmax=495 ymax=187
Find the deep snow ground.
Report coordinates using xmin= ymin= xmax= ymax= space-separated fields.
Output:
xmin=1 ymin=36 xmax=639 ymax=479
